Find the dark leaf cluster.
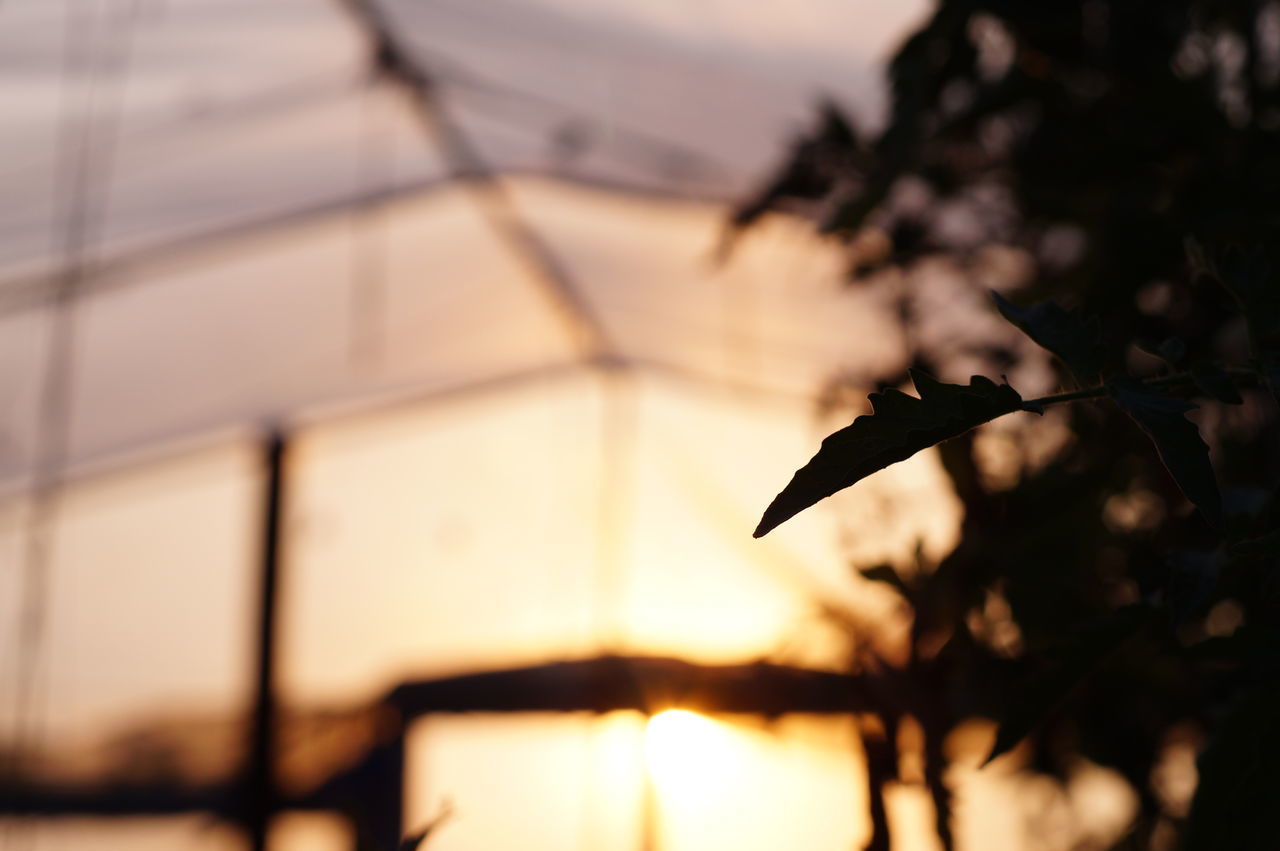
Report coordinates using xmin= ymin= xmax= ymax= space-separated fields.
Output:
xmin=739 ymin=1 xmax=1280 ymax=848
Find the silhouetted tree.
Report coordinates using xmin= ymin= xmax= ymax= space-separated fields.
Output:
xmin=741 ymin=2 xmax=1280 ymax=848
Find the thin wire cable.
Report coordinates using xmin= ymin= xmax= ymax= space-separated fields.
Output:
xmin=337 ymin=0 xmax=614 ymax=361
xmin=0 ymin=8 xmax=752 ymax=314
xmin=0 ymin=51 xmax=738 ymax=252
xmin=75 ymin=3 xmax=142 ymax=273
xmin=394 ymin=41 xmax=745 ymax=186
xmin=0 ymin=72 xmax=364 ymax=198
xmin=334 ymin=1 xmax=665 ymax=696
xmin=0 ymin=157 xmax=731 ymax=319
xmin=6 ymin=0 xmax=93 ymax=794
xmin=0 ymin=173 xmax=455 ymax=317
xmin=0 ymin=0 xmax=838 ymax=493
xmin=592 ymin=367 xmax=637 ymax=651
xmin=6 ymin=2 xmax=139 ymax=831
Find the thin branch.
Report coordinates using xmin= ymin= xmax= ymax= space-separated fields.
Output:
xmin=1022 ymin=367 xmax=1258 ymax=411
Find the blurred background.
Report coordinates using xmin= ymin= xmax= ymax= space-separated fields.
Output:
xmin=0 ymin=1 xmax=1145 ymax=849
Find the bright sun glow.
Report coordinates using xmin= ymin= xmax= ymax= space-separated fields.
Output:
xmin=644 ymin=709 xmax=741 ymax=802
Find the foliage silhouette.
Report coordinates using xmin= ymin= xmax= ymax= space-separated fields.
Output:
xmin=754 ymin=371 xmax=1025 ymax=537
xmin=1106 ymin=376 xmax=1223 ymax=528
xmin=739 ymin=0 xmax=1280 ymax=847
xmin=991 ymin=292 xmax=1102 ymax=381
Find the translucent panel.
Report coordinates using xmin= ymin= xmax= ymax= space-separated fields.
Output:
xmin=0 ymin=307 xmax=50 ymax=492
xmin=0 ymin=0 xmax=922 ymax=282
xmin=0 ymin=500 xmax=28 ymax=732
xmin=271 ymin=812 xmax=350 ymax=851
xmin=606 ymin=380 xmax=841 ymax=663
xmin=93 ymin=81 xmax=443 ymax=262
xmin=613 ymin=376 xmax=867 ymax=664
xmin=407 ymin=715 xmax=599 ymax=851
xmin=406 ymin=712 xmax=862 ymax=851
xmin=453 ymin=0 xmax=927 ymax=73
xmin=0 ymin=183 xmax=583 ymax=482
xmin=0 ymin=441 xmax=257 ymax=741
xmin=0 ymin=0 xmax=375 ymax=275
xmin=283 ymin=369 xmax=604 ymax=704
xmin=390 ymin=0 xmax=910 ymax=189
xmin=0 ymin=177 xmax=912 ymax=484
xmin=0 ymin=816 xmax=243 ymax=851
xmin=645 ymin=713 xmax=863 ymax=851
xmin=506 ymin=180 xmax=905 ymax=397
xmin=281 ymin=363 xmax=918 ymax=709
xmin=0 ymin=4 xmax=984 ymax=850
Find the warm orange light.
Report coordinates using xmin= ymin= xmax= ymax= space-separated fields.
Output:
xmin=644 ymin=709 xmax=740 ymax=802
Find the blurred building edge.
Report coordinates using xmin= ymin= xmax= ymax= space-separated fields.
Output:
xmin=0 ymin=654 xmax=876 ymax=850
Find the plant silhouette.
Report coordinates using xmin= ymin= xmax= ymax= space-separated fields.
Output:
xmin=741 ymin=0 xmax=1280 ymax=847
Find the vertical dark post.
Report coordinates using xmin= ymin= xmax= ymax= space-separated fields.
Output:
xmin=247 ymin=431 xmax=288 ymax=851
xmin=857 ymin=716 xmax=895 ymax=851
xmin=363 ymin=730 xmax=406 ymax=851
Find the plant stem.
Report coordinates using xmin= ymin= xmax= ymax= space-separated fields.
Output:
xmin=1022 ymin=367 xmax=1257 ymax=411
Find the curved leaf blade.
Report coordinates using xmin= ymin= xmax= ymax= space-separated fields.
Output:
xmin=859 ymin=564 xmax=914 ymax=600
xmin=1107 ymin=377 xmax=1223 ymax=529
xmin=754 ymin=371 xmax=1025 ymax=538
xmin=992 ymin=292 xmax=1102 ymax=380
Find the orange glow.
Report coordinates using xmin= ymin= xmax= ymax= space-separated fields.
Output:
xmin=644 ymin=709 xmax=742 ymax=801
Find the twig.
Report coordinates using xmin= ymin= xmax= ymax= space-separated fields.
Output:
xmin=1022 ymin=366 xmax=1258 ymax=411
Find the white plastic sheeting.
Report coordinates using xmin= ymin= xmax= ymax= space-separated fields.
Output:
xmin=0 ymin=0 xmax=920 ymax=482
xmin=0 ymin=0 xmax=976 ymax=849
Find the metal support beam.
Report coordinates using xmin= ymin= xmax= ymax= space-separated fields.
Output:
xmin=246 ymin=431 xmax=288 ymax=851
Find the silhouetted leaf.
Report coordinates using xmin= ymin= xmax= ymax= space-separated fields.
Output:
xmin=399 ymin=830 xmax=433 ymax=851
xmin=755 ymin=371 xmax=1026 ymax=537
xmin=1185 ymin=681 xmax=1280 ymax=851
xmin=984 ymin=606 xmax=1149 ymax=766
xmin=860 ymin=564 xmax=913 ymax=599
xmin=730 ymin=102 xmax=860 ymax=233
xmin=399 ymin=802 xmax=453 ymax=850
xmin=992 ymin=292 xmax=1102 ymax=380
xmin=1107 ymin=377 xmax=1222 ymax=528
